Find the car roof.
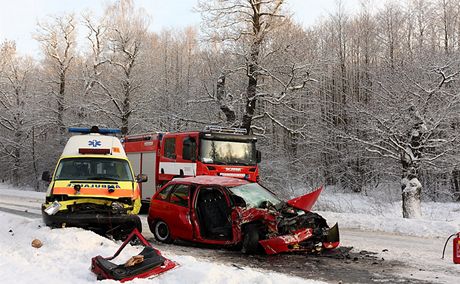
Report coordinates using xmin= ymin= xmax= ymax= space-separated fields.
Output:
xmin=171 ymin=175 xmax=250 ymax=187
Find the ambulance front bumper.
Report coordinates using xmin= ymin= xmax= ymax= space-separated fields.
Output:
xmin=41 ymin=205 xmax=142 ymax=237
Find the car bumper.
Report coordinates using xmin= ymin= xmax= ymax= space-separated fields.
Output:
xmin=258 ymin=223 xmax=340 ymax=255
xmin=41 ymin=206 xmax=142 ymax=237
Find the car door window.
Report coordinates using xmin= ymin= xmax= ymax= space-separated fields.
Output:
xmin=169 ymin=184 xmax=190 ymax=207
xmin=156 ymin=184 xmax=175 ymax=201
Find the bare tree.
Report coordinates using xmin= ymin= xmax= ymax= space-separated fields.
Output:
xmin=198 ymin=0 xmax=286 ymax=133
xmin=347 ymin=63 xmax=460 ymax=217
xmin=0 ymin=41 xmax=34 ymax=186
xmin=101 ymin=0 xmax=149 ymax=135
xmin=35 ymin=14 xmax=76 ymax=138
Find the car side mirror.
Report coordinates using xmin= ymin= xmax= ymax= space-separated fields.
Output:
xmin=256 ymin=150 xmax=262 ymax=163
xmin=41 ymin=171 xmax=52 ymax=182
xmin=232 ymin=195 xmax=246 ymax=208
xmin=136 ymin=174 xmax=148 ymax=183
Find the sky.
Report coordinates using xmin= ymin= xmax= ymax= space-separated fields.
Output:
xmin=0 ymin=0 xmax=364 ymax=57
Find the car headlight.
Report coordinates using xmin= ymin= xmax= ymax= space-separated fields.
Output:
xmin=111 ymin=202 xmax=125 ymax=213
xmin=44 ymin=201 xmax=61 ymax=215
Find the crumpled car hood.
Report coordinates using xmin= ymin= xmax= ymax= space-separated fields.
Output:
xmin=286 ymin=186 xmax=323 ymax=212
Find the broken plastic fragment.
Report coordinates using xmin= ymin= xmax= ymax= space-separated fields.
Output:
xmin=44 ymin=201 xmax=61 ymax=215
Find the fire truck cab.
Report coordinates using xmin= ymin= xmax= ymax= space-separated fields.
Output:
xmin=123 ymin=127 xmax=261 ymax=205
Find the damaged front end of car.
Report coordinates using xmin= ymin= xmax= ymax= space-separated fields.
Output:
xmin=238 ymin=186 xmax=340 ymax=255
xmin=259 ymin=215 xmax=340 ymax=255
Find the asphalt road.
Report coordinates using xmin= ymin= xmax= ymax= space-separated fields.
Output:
xmin=138 ymin=220 xmax=431 ymax=284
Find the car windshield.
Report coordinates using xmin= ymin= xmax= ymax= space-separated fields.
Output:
xmin=229 ymin=183 xmax=281 ymax=208
xmin=54 ymin=158 xmax=133 ymax=181
xmin=200 ymin=139 xmax=256 ymax=166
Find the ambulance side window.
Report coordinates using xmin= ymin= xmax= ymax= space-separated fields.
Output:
xmin=156 ymin=184 xmax=175 ymax=201
xmin=164 ymin=138 xmax=176 ymax=159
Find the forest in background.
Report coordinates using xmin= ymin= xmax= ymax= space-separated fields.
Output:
xmin=0 ymin=0 xmax=458 ymax=210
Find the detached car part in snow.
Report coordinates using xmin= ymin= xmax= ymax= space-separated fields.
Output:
xmin=41 ymin=127 xmax=146 ymax=239
xmin=147 ymin=176 xmax=339 ymax=255
xmin=91 ymin=228 xmax=177 ymax=282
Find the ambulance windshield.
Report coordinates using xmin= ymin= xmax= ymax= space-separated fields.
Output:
xmin=54 ymin=158 xmax=133 ymax=181
xmin=200 ymin=139 xmax=256 ymax=166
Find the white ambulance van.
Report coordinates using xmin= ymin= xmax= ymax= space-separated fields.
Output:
xmin=41 ymin=126 xmax=146 ymax=239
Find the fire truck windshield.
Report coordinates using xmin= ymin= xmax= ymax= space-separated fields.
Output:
xmin=54 ymin=158 xmax=134 ymax=181
xmin=199 ymin=139 xmax=256 ymax=165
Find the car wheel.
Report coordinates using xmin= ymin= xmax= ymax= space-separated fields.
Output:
xmin=153 ymin=220 xmax=173 ymax=243
xmin=241 ymin=224 xmax=260 ymax=254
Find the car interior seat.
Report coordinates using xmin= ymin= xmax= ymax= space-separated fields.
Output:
xmin=197 ymin=189 xmax=232 ymax=239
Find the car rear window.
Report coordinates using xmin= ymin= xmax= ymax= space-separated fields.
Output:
xmin=169 ymin=184 xmax=190 ymax=207
xmin=156 ymin=184 xmax=174 ymax=200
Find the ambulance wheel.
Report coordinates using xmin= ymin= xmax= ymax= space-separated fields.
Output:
xmin=153 ymin=220 xmax=173 ymax=243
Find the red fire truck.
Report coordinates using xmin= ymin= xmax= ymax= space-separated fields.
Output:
xmin=123 ymin=127 xmax=261 ymax=205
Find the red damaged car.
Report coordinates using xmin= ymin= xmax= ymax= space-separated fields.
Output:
xmin=147 ymin=176 xmax=339 ymax=255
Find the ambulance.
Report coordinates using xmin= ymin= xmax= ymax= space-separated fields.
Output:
xmin=41 ymin=126 xmax=146 ymax=239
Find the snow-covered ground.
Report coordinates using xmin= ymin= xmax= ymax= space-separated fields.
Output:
xmin=1 ymin=183 xmax=460 ymax=283
xmin=0 ymin=184 xmax=320 ymax=284
xmin=0 ymin=212 xmax=318 ymax=284
xmin=315 ymin=189 xmax=460 ymax=238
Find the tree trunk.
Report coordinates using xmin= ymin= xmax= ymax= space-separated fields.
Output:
xmin=400 ymin=145 xmax=422 ymax=218
xmin=121 ymin=92 xmax=130 ymax=135
xmin=452 ymin=168 xmax=460 ymax=201
xmin=12 ymin=144 xmax=20 ymax=187
xmin=241 ymin=2 xmax=262 ymax=134
xmin=241 ymin=43 xmax=259 ymax=134
xmin=58 ymin=71 xmax=66 ymax=136
xmin=401 ymin=175 xmax=422 ymax=218
xmin=32 ymin=126 xmax=40 ymax=191
xmin=216 ymin=73 xmax=236 ymax=124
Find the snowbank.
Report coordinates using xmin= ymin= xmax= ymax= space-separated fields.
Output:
xmin=315 ymin=190 xmax=460 ymax=238
xmin=0 ymin=213 xmax=319 ymax=284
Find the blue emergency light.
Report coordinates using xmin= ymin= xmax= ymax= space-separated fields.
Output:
xmin=68 ymin=126 xmax=121 ymax=134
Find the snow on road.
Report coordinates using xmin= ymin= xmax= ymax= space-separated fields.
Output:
xmin=1 ymin=184 xmax=460 ymax=283
xmin=0 ymin=187 xmax=42 ymax=215
xmin=340 ymin=229 xmax=460 ymax=283
xmin=0 ymin=185 xmax=318 ymax=284
xmin=0 ymin=212 xmax=317 ymax=284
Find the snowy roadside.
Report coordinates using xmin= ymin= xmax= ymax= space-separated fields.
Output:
xmin=315 ymin=190 xmax=460 ymax=239
xmin=1 ymin=185 xmax=460 ymax=283
xmin=0 ymin=212 xmax=319 ymax=284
